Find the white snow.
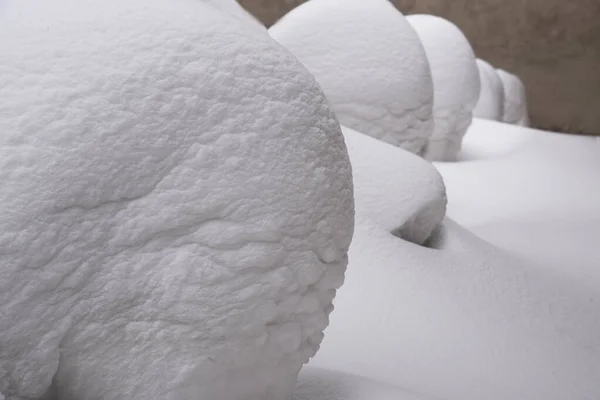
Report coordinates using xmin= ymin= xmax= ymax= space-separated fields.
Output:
xmin=497 ymin=69 xmax=530 ymax=126
xmin=0 ymin=1 xmax=354 ymax=399
xmin=269 ymin=0 xmax=434 ymax=156
xmin=294 ymin=367 xmax=434 ymax=400
xmin=442 ymin=118 xmax=600 ymax=289
xmin=310 ymin=124 xmax=600 ymax=400
xmin=473 ymin=59 xmax=505 ymax=121
xmin=407 ymin=14 xmax=480 ymax=161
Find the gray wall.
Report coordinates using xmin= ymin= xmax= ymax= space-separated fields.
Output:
xmin=238 ymin=0 xmax=600 ymax=135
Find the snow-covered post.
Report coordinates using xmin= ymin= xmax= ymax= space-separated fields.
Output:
xmin=473 ymin=59 xmax=506 ymax=121
xmin=270 ymin=0 xmax=435 ymax=156
xmin=0 ymin=0 xmax=354 ymax=399
xmin=407 ymin=14 xmax=481 ymax=161
xmin=497 ymin=69 xmax=530 ymax=126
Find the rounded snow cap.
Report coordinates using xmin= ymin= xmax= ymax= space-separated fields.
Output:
xmin=269 ymin=0 xmax=434 ymax=156
xmin=0 ymin=0 xmax=354 ymax=399
xmin=497 ymin=69 xmax=530 ymax=126
xmin=407 ymin=14 xmax=481 ymax=161
xmin=473 ymin=59 xmax=505 ymax=121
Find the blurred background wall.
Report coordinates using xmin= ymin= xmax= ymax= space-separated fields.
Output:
xmin=238 ymin=0 xmax=600 ymax=135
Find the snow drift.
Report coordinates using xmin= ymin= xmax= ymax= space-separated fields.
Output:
xmin=295 ymin=367 xmax=433 ymax=400
xmin=497 ymin=69 xmax=530 ymax=126
xmin=310 ymin=125 xmax=600 ymax=400
xmin=269 ymin=0 xmax=434 ymax=156
xmin=0 ymin=1 xmax=354 ymax=399
xmin=473 ymin=59 xmax=505 ymax=121
xmin=407 ymin=14 xmax=481 ymax=161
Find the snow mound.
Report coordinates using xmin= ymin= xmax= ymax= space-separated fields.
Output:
xmin=407 ymin=14 xmax=480 ymax=161
xmin=497 ymin=69 xmax=530 ymax=126
xmin=341 ymin=126 xmax=446 ymax=246
xmin=295 ymin=367 xmax=433 ymax=400
xmin=0 ymin=1 xmax=354 ymax=399
xmin=310 ymin=125 xmax=600 ymax=400
xmin=269 ymin=0 xmax=434 ymax=156
xmin=473 ymin=59 xmax=505 ymax=121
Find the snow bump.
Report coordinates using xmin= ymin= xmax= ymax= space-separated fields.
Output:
xmin=269 ymin=0 xmax=434 ymax=156
xmin=473 ymin=59 xmax=505 ymax=121
xmin=0 ymin=1 xmax=354 ymax=399
xmin=407 ymin=14 xmax=481 ymax=161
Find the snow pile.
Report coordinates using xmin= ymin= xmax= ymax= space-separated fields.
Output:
xmin=294 ymin=367 xmax=432 ymax=400
xmin=310 ymin=125 xmax=600 ymax=400
xmin=0 ymin=1 xmax=354 ymax=399
xmin=473 ymin=59 xmax=505 ymax=121
xmin=407 ymin=15 xmax=480 ymax=161
xmin=269 ymin=0 xmax=434 ymax=156
xmin=497 ymin=69 xmax=530 ymax=126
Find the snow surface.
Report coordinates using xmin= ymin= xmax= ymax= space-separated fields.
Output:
xmin=407 ymin=15 xmax=480 ymax=161
xmin=473 ymin=59 xmax=505 ymax=121
xmin=294 ymin=367 xmax=434 ymax=400
xmin=269 ymin=0 xmax=434 ymax=156
xmin=497 ymin=69 xmax=530 ymax=126
xmin=0 ymin=1 xmax=354 ymax=399
xmin=310 ymin=125 xmax=600 ymax=400
xmin=442 ymin=118 xmax=600 ymax=290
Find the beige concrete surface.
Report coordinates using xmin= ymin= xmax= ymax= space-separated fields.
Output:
xmin=238 ymin=0 xmax=600 ymax=135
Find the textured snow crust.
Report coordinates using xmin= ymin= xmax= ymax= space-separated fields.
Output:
xmin=204 ymin=0 xmax=266 ymax=31
xmin=497 ymin=69 xmax=530 ymax=126
xmin=0 ymin=1 xmax=354 ymax=399
xmin=310 ymin=124 xmax=600 ymax=400
xmin=407 ymin=15 xmax=480 ymax=161
xmin=269 ymin=0 xmax=434 ymax=156
xmin=473 ymin=59 xmax=505 ymax=121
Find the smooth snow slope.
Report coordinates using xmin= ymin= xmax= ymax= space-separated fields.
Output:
xmin=497 ymin=69 xmax=530 ymax=126
xmin=270 ymin=0 xmax=434 ymax=155
xmin=0 ymin=1 xmax=354 ymax=399
xmin=311 ymin=126 xmax=600 ymax=400
xmin=440 ymin=118 xmax=600 ymax=290
xmin=407 ymin=15 xmax=480 ymax=162
xmin=473 ymin=59 xmax=505 ymax=121
xmin=294 ymin=367 xmax=435 ymax=400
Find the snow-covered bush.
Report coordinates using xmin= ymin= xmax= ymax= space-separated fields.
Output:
xmin=0 ymin=1 xmax=354 ymax=399
xmin=473 ymin=59 xmax=505 ymax=121
xmin=270 ymin=0 xmax=434 ymax=156
xmin=407 ymin=14 xmax=481 ymax=161
xmin=497 ymin=69 xmax=530 ymax=126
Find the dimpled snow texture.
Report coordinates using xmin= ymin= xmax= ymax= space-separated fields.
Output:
xmin=0 ymin=1 xmax=354 ymax=399
xmin=497 ymin=69 xmax=530 ymax=126
xmin=407 ymin=15 xmax=481 ymax=161
xmin=269 ymin=0 xmax=434 ymax=156
xmin=473 ymin=59 xmax=505 ymax=121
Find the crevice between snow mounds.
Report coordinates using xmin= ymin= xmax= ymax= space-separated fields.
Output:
xmin=269 ymin=0 xmax=434 ymax=156
xmin=391 ymin=193 xmax=447 ymax=247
